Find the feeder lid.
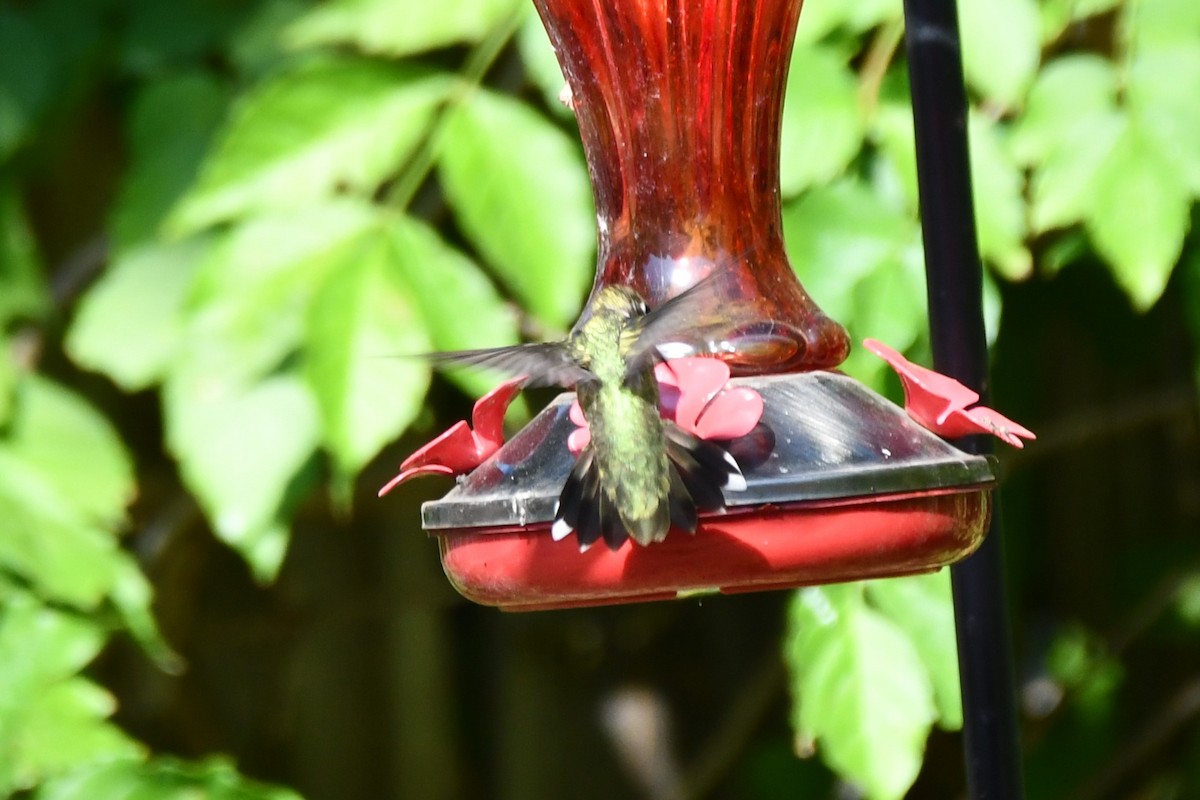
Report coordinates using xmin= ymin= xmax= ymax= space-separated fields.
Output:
xmin=421 ymin=371 xmax=995 ymax=532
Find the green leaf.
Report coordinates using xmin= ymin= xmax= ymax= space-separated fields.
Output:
xmin=5 ymin=375 xmax=135 ymax=527
xmin=165 ymin=371 xmax=320 ymax=581
xmin=957 ymin=0 xmax=1041 ymax=108
xmin=1174 ymin=573 xmax=1200 ymax=627
xmin=1127 ymin=47 xmax=1200 ymax=194
xmin=516 ymin=11 xmax=570 ymax=115
xmin=0 ymin=342 xmax=14 ymax=426
xmin=782 ymin=179 xmax=925 ymax=388
xmin=66 ymin=238 xmax=209 ymax=392
xmin=1011 ymin=55 xmax=1118 ymax=167
xmin=0 ymin=592 xmax=138 ymax=794
xmin=1029 ymin=110 xmax=1125 ymax=234
xmin=968 ymin=113 xmax=1031 ymax=280
xmin=389 ymin=215 xmax=521 ymax=397
xmin=111 ymin=73 xmax=230 ymax=248
xmin=227 ymin=0 xmax=311 ymax=79
xmin=0 ymin=8 xmax=55 ymax=160
xmin=786 ymin=585 xmax=936 ymax=800
xmin=1123 ymin=0 xmax=1200 ymax=50
xmin=845 ymin=252 xmax=928 ymax=386
xmin=37 ymin=756 xmax=303 ymax=800
xmin=184 ymin=202 xmax=380 ymax=387
xmin=168 ymin=59 xmax=451 ymax=234
xmin=117 ymin=0 xmax=245 ymax=77
xmin=286 ymin=0 xmax=524 ymax=57
xmin=109 ymin=559 xmax=181 ymax=673
xmin=780 ymin=45 xmax=865 ymax=197
xmin=785 ymin=179 xmax=917 ymax=318
xmin=793 ymin=0 xmax=901 ymax=44
xmin=439 ymin=89 xmax=593 ymax=328
xmin=1087 ymin=125 xmax=1190 ymax=309
xmin=1039 ymin=0 xmax=1122 ymax=43
xmin=0 ymin=451 xmax=124 ymax=608
xmin=304 ymin=231 xmax=432 ymax=478
xmin=870 ymin=102 xmax=920 ymax=212
xmin=0 ymin=180 xmax=49 ymax=327
xmin=866 ymin=572 xmax=963 ymax=729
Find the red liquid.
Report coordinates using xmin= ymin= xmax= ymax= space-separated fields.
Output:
xmin=533 ymin=0 xmax=850 ymax=372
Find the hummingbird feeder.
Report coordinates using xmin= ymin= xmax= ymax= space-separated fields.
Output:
xmin=387 ymin=0 xmax=1029 ymax=611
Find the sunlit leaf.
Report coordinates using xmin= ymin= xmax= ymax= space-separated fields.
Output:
xmin=845 ymin=251 xmax=927 ymax=386
xmin=866 ymin=572 xmax=963 ymax=729
xmin=4 ymin=375 xmax=134 ymax=527
xmin=438 ymin=89 xmax=593 ymax=328
xmin=109 ymin=559 xmax=181 ymax=673
xmin=286 ymin=0 xmax=524 ymax=57
xmin=164 ymin=371 xmax=320 ymax=581
xmin=1127 ymin=47 xmax=1200 ymax=194
xmin=958 ymin=0 xmax=1041 ymax=108
xmin=184 ymin=202 xmax=379 ymax=387
xmin=168 ymin=59 xmax=451 ymax=233
xmin=782 ymin=179 xmax=924 ymax=387
xmin=1123 ymin=0 xmax=1200 ymax=50
xmin=1031 ymin=113 xmax=1125 ymax=235
xmin=304 ymin=231 xmax=432 ymax=478
xmin=786 ymin=585 xmax=936 ymax=800
xmin=516 ymin=11 xmax=570 ymax=115
xmin=66 ymin=238 xmax=209 ymax=392
xmin=0 ymin=451 xmax=123 ymax=608
xmin=1039 ymin=0 xmax=1120 ymax=44
xmin=0 ymin=181 xmax=48 ymax=327
xmin=0 ymin=592 xmax=138 ymax=795
xmin=111 ymin=73 xmax=229 ymax=247
xmin=783 ymin=179 xmax=916 ymax=316
xmin=780 ymin=45 xmax=864 ymax=197
xmin=793 ymin=0 xmax=901 ymax=44
xmin=0 ymin=344 xmax=14 ymax=426
xmin=389 ymin=215 xmax=521 ymax=397
xmin=968 ymin=113 xmax=1031 ymax=280
xmin=870 ymin=102 xmax=919 ymax=212
xmin=1087 ymin=126 xmax=1190 ymax=309
xmin=37 ymin=756 xmax=303 ymax=800
xmin=1011 ymin=55 xmax=1118 ymax=167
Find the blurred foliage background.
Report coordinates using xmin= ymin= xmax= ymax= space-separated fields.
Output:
xmin=2 ymin=0 xmax=1200 ymax=797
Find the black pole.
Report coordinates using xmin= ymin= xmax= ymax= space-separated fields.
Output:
xmin=901 ymin=1 xmax=1025 ymax=798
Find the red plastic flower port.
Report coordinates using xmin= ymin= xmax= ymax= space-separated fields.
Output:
xmin=378 ymin=378 xmax=524 ymax=496
xmin=865 ymin=338 xmax=1035 ymax=448
xmin=567 ymin=357 xmax=764 ymax=453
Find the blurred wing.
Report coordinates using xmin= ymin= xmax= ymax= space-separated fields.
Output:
xmin=622 ymin=272 xmax=753 ymax=376
xmin=426 ymin=342 xmax=593 ymax=388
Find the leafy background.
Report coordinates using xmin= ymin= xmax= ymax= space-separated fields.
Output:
xmin=2 ymin=0 xmax=1199 ymax=797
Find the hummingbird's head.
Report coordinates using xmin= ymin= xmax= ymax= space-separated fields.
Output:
xmin=592 ymin=285 xmax=649 ymax=322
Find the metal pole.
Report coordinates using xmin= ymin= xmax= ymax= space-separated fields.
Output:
xmin=901 ymin=0 xmax=1026 ymax=798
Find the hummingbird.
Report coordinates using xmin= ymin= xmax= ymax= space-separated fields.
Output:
xmin=425 ymin=276 xmax=748 ymax=551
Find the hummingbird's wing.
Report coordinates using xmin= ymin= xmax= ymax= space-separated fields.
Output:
xmin=426 ymin=342 xmax=594 ymax=388
xmin=620 ymin=272 xmax=755 ymax=378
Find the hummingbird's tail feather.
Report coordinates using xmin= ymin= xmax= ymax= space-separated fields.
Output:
xmin=667 ymin=468 xmax=699 ymax=533
xmin=598 ymin=493 xmax=629 ymax=551
xmin=551 ymin=427 xmax=746 ymax=551
xmin=572 ymin=451 xmax=604 ymax=551
xmin=664 ymin=424 xmax=747 ymax=509
xmin=552 ymin=446 xmax=593 ymax=542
